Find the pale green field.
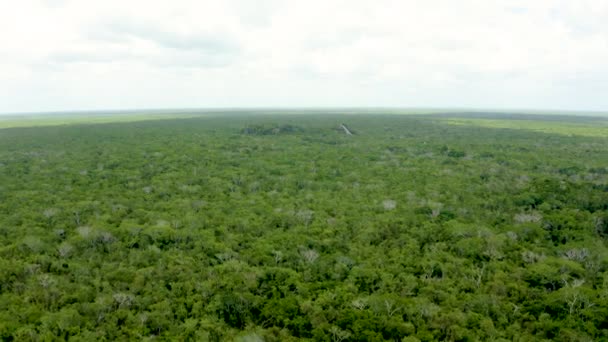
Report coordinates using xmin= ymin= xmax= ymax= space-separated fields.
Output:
xmin=441 ymin=117 xmax=608 ymax=137
xmin=0 ymin=113 xmax=207 ymax=129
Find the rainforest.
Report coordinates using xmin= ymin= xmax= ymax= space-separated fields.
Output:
xmin=1 ymin=112 xmax=608 ymax=341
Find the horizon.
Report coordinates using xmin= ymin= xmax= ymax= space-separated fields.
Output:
xmin=2 ymin=106 xmax=608 ymax=118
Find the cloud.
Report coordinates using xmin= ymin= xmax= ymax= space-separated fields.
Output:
xmin=0 ymin=0 xmax=607 ymax=113
xmin=92 ymin=19 xmax=239 ymax=54
xmin=40 ymin=16 xmax=241 ymax=70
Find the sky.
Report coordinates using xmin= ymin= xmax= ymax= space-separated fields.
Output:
xmin=1 ymin=0 xmax=607 ymax=114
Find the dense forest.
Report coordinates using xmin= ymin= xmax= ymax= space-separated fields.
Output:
xmin=1 ymin=113 xmax=608 ymax=341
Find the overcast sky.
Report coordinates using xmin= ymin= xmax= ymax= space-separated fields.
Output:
xmin=1 ymin=0 xmax=607 ymax=114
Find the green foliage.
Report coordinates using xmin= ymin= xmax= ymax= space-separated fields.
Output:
xmin=241 ymin=123 xmax=303 ymax=136
xmin=1 ymin=113 xmax=608 ymax=340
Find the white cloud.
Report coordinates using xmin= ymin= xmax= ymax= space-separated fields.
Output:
xmin=0 ymin=0 xmax=607 ymax=113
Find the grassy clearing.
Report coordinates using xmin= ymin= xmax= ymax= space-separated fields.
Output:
xmin=0 ymin=113 xmax=207 ymax=129
xmin=441 ymin=117 xmax=608 ymax=137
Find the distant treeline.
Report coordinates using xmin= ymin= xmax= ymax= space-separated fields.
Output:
xmin=241 ymin=123 xmax=304 ymax=135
